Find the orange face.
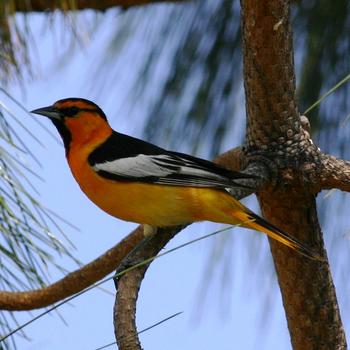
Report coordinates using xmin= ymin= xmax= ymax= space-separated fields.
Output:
xmin=32 ymin=98 xmax=112 ymax=152
xmin=54 ymin=99 xmax=112 ymax=149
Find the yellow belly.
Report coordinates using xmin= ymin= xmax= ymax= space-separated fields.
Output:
xmin=67 ymin=149 xmax=244 ymax=227
xmin=80 ymin=177 xmax=197 ymax=226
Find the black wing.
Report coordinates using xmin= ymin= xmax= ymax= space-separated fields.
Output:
xmin=88 ymin=132 xmax=255 ymax=190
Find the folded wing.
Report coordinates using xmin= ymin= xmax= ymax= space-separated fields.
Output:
xmin=88 ymin=132 xmax=255 ymax=191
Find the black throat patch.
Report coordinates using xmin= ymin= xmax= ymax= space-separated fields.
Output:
xmin=52 ymin=119 xmax=72 ymax=154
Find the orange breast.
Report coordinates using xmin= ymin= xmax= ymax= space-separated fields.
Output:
xmin=67 ymin=145 xmax=201 ymax=226
xmin=66 ymin=131 xmax=244 ymax=227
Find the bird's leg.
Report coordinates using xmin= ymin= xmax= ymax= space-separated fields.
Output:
xmin=113 ymin=226 xmax=159 ymax=290
xmin=143 ymin=224 xmax=158 ymax=237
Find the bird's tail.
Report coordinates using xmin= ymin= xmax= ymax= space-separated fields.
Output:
xmin=235 ymin=210 xmax=322 ymax=261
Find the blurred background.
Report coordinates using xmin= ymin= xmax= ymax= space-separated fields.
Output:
xmin=0 ymin=1 xmax=349 ymax=349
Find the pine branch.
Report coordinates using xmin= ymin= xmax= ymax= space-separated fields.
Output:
xmin=0 ymin=227 xmax=144 ymax=310
xmin=319 ymin=154 xmax=350 ymax=192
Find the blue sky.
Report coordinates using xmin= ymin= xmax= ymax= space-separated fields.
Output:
xmin=1 ymin=5 xmax=349 ymax=350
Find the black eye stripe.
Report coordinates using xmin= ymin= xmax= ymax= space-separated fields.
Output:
xmin=61 ymin=107 xmax=79 ymax=116
xmin=61 ymin=107 xmax=99 ymax=116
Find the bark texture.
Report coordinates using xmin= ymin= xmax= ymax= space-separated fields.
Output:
xmin=241 ymin=0 xmax=346 ymax=349
xmin=319 ymin=154 xmax=350 ymax=192
xmin=114 ymin=227 xmax=180 ymax=350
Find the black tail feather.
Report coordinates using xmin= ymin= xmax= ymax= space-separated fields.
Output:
xmin=247 ymin=212 xmax=323 ymax=261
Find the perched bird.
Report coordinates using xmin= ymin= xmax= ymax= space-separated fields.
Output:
xmin=31 ymin=98 xmax=317 ymax=259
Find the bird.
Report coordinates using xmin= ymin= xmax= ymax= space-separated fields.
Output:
xmin=31 ymin=98 xmax=318 ymax=259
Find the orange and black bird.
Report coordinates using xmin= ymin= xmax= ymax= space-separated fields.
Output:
xmin=31 ymin=98 xmax=317 ymax=259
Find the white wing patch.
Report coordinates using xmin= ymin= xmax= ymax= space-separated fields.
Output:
xmin=92 ymin=154 xmax=174 ymax=177
xmin=92 ymin=153 xmax=247 ymax=191
xmin=93 ymin=154 xmax=228 ymax=180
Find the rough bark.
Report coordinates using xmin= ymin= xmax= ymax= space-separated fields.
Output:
xmin=319 ymin=154 xmax=350 ymax=192
xmin=241 ymin=0 xmax=346 ymax=349
xmin=260 ymin=191 xmax=345 ymax=349
xmin=114 ymin=227 xmax=180 ymax=350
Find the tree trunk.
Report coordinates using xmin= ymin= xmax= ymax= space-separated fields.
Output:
xmin=241 ymin=0 xmax=346 ymax=348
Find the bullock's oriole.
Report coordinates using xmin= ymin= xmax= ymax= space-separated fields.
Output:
xmin=31 ymin=98 xmax=318 ymax=259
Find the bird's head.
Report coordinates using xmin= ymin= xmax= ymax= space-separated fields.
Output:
xmin=31 ymin=98 xmax=112 ymax=151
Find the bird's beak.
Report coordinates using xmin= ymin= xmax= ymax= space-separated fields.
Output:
xmin=30 ymin=106 xmax=61 ymax=120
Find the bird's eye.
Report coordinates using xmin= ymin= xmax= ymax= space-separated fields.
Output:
xmin=63 ymin=106 xmax=80 ymax=117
